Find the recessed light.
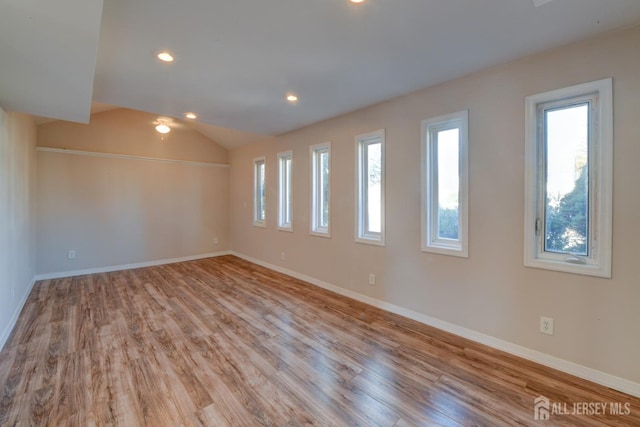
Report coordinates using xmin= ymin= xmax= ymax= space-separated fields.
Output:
xmin=350 ymin=0 xmax=365 ymax=3
xmin=286 ymin=94 xmax=298 ymax=102
xmin=157 ymin=51 xmax=174 ymax=63
xmin=184 ymin=112 xmax=197 ymax=120
xmin=155 ymin=124 xmax=171 ymax=134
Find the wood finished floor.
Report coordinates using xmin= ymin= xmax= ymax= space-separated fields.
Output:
xmin=1 ymin=256 xmax=638 ymax=426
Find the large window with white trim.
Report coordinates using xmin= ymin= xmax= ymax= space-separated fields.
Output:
xmin=524 ymin=78 xmax=612 ymax=277
xmin=278 ymin=151 xmax=293 ymax=231
xmin=310 ymin=142 xmax=330 ymax=236
xmin=253 ymin=157 xmax=266 ymax=227
xmin=356 ymin=129 xmax=385 ymax=245
xmin=421 ymin=110 xmax=469 ymax=257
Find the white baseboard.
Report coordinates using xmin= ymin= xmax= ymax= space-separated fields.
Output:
xmin=0 ymin=276 xmax=37 ymax=351
xmin=34 ymin=251 xmax=231 ymax=281
xmin=230 ymin=251 xmax=640 ymax=398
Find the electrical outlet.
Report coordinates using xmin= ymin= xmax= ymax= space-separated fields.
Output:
xmin=213 ymin=237 xmax=219 ymax=244
xmin=540 ymin=316 xmax=554 ymax=335
xmin=68 ymin=250 xmax=76 ymax=259
xmin=280 ymin=252 xmax=286 ymax=260
xmin=368 ymin=273 xmax=376 ymax=286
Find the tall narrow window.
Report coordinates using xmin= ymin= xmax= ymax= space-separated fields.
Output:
xmin=278 ymin=151 xmax=293 ymax=231
xmin=310 ymin=142 xmax=330 ymax=237
xmin=356 ymin=130 xmax=385 ymax=245
xmin=421 ymin=110 xmax=469 ymax=257
xmin=253 ymin=157 xmax=266 ymax=227
xmin=525 ymin=79 xmax=612 ymax=277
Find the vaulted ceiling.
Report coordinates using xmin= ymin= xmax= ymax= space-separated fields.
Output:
xmin=2 ymin=0 xmax=640 ymax=149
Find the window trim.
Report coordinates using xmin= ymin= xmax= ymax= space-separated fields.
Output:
xmin=310 ymin=142 xmax=331 ymax=237
xmin=421 ymin=110 xmax=469 ymax=258
xmin=355 ymin=129 xmax=385 ymax=246
xmin=252 ymin=156 xmax=266 ymax=228
xmin=277 ymin=151 xmax=293 ymax=232
xmin=524 ymin=78 xmax=613 ymax=278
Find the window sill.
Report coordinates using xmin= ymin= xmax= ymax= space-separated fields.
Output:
xmin=355 ymin=237 xmax=385 ymax=247
xmin=524 ymin=257 xmax=611 ymax=278
xmin=310 ymin=230 xmax=331 ymax=238
xmin=421 ymin=245 xmax=468 ymax=258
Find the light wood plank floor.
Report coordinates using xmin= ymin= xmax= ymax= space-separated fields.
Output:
xmin=1 ymin=256 xmax=638 ymax=426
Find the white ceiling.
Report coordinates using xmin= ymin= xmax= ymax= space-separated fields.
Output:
xmin=0 ymin=0 xmax=103 ymax=123
xmin=3 ymin=0 xmax=640 ymax=149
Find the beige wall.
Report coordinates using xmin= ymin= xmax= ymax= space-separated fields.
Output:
xmin=230 ymin=26 xmax=640 ymax=384
xmin=37 ymin=109 xmax=229 ymax=274
xmin=0 ymin=110 xmax=37 ymax=349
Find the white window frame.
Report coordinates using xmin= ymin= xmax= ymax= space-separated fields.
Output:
xmin=355 ymin=129 xmax=385 ymax=246
xmin=524 ymin=78 xmax=613 ymax=278
xmin=421 ymin=110 xmax=469 ymax=258
xmin=310 ymin=142 xmax=331 ymax=237
xmin=253 ymin=157 xmax=266 ymax=228
xmin=277 ymin=151 xmax=293 ymax=231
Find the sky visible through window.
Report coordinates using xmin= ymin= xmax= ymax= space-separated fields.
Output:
xmin=545 ymin=104 xmax=588 ymax=200
xmin=437 ymin=129 xmax=460 ymax=210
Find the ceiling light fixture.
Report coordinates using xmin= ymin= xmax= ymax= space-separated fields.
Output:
xmin=286 ymin=94 xmax=298 ymax=102
xmin=350 ymin=0 xmax=365 ymax=3
xmin=155 ymin=123 xmax=171 ymax=134
xmin=184 ymin=112 xmax=197 ymax=120
xmin=157 ymin=51 xmax=174 ymax=63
